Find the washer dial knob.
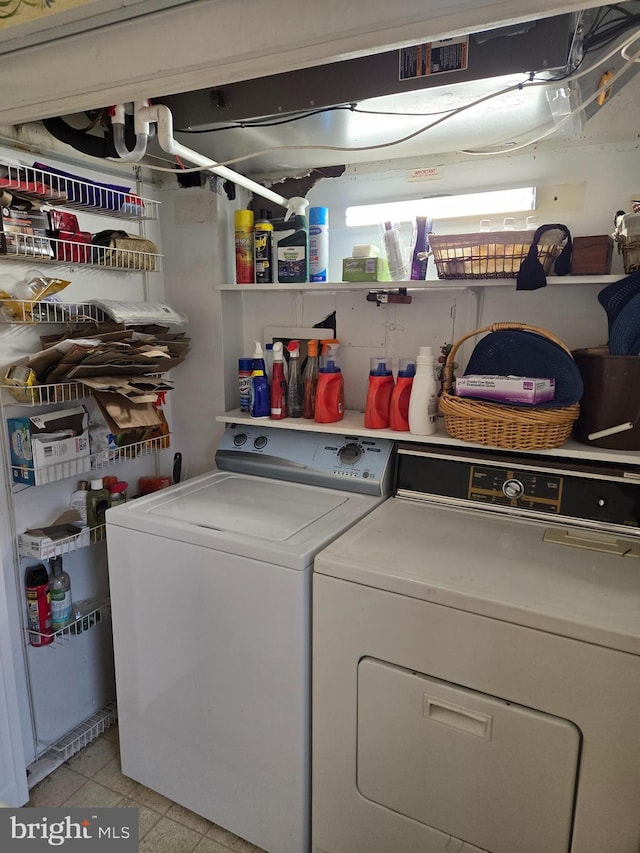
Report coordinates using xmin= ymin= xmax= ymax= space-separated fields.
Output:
xmin=338 ymin=443 xmax=363 ymax=466
xmin=253 ymin=435 xmax=268 ymax=450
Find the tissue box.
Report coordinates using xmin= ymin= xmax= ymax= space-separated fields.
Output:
xmin=8 ymin=406 xmax=90 ymax=486
xmin=342 ymin=257 xmax=390 ymax=281
xmin=455 ymin=375 xmax=555 ymax=404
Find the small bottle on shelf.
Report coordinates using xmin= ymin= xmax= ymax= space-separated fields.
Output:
xmin=408 ymin=346 xmax=438 ymax=436
xmin=70 ymin=480 xmax=89 ymax=525
xmin=49 ymin=556 xmax=73 ymax=632
xmin=87 ymin=478 xmax=111 ymax=528
xmin=287 ymin=340 xmax=303 ymax=418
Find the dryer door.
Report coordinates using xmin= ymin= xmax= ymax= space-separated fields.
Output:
xmin=357 ymin=658 xmax=580 ymax=853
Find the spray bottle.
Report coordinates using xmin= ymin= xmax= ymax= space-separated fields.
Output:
xmin=277 ymin=198 xmax=309 ymax=283
xmin=250 ymin=341 xmax=270 ymax=418
xmin=364 ymin=357 xmax=394 ymax=429
xmin=302 ymin=339 xmax=320 ymax=419
xmin=287 ymin=340 xmax=303 ymax=417
xmin=315 ymin=340 xmax=344 ymax=423
xmin=389 ymin=358 xmax=416 ymax=431
xmin=270 ymin=341 xmax=288 ymax=419
xmin=408 ymin=346 xmax=438 ymax=435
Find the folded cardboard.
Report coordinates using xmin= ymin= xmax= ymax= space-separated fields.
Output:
xmin=455 ymin=375 xmax=555 ymax=404
xmin=8 ymin=405 xmax=90 ymax=486
xmin=342 ymin=257 xmax=391 ymax=282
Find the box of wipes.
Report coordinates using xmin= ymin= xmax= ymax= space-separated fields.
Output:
xmin=455 ymin=375 xmax=555 ymax=404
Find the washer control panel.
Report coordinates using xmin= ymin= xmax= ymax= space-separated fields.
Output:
xmin=216 ymin=424 xmax=394 ymax=496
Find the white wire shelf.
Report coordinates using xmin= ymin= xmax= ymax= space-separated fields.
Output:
xmin=1 ymin=161 xmax=160 ymax=219
xmin=9 ymin=435 xmax=169 ymax=490
xmin=18 ymin=523 xmax=105 ymax=560
xmin=0 ymin=232 xmax=162 ymax=272
xmin=47 ymin=701 xmax=117 ymax=761
xmin=1 ymin=379 xmax=90 ymax=406
xmin=0 ymin=299 xmax=109 ymax=324
xmin=27 ymin=598 xmax=111 ymax=648
xmin=92 ymin=434 xmax=171 ymax=468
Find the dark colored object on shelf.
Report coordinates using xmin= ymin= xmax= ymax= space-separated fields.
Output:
xmin=516 ymin=224 xmax=572 ymax=291
xmin=570 ymin=236 xmax=613 ymax=275
xmin=463 ymin=327 xmax=583 ymax=408
xmin=573 ymin=347 xmax=640 ymax=449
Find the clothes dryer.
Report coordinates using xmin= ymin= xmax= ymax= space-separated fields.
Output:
xmin=313 ymin=443 xmax=640 ymax=853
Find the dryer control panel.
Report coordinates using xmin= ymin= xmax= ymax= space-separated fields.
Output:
xmin=216 ymin=424 xmax=394 ymax=496
xmin=396 ymin=443 xmax=640 ymax=534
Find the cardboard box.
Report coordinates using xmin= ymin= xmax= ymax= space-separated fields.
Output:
xmin=455 ymin=375 xmax=555 ymax=404
xmin=571 ymin=235 xmax=613 ymax=275
xmin=0 ymin=205 xmax=53 ymax=258
xmin=342 ymin=257 xmax=391 ymax=282
xmin=18 ymin=516 xmax=90 ymax=559
xmin=8 ymin=406 xmax=90 ymax=486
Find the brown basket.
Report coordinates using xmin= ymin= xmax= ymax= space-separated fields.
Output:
xmin=429 ymin=230 xmax=564 ymax=280
xmin=438 ymin=322 xmax=580 ymax=450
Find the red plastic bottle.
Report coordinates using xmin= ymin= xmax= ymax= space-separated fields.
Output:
xmin=389 ymin=358 xmax=416 ymax=431
xmin=270 ymin=341 xmax=288 ymax=419
xmin=315 ymin=342 xmax=344 ymax=424
xmin=364 ymin=357 xmax=394 ymax=429
xmin=25 ymin=563 xmax=53 ymax=646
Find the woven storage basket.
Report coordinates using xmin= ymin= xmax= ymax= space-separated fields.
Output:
xmin=429 ymin=230 xmax=564 ymax=280
xmin=439 ymin=322 xmax=580 ymax=450
xmin=618 ymin=234 xmax=640 ymax=274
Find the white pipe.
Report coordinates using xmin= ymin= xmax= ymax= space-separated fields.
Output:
xmin=137 ymin=102 xmax=297 ymax=213
xmin=111 ymin=103 xmax=149 ymax=163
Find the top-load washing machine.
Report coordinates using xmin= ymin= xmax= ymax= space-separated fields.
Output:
xmin=313 ymin=442 xmax=640 ymax=853
xmin=105 ymin=423 xmax=394 ymax=853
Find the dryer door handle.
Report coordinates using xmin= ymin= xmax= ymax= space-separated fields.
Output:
xmin=424 ymin=695 xmax=493 ymax=740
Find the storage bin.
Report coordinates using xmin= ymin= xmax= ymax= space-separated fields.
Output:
xmin=429 ymin=230 xmax=564 ymax=280
xmin=572 ymin=347 xmax=640 ymax=449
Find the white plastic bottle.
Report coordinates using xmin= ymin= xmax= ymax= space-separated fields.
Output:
xmin=382 ymin=221 xmax=408 ymax=281
xmin=408 ymin=346 xmax=439 ymax=435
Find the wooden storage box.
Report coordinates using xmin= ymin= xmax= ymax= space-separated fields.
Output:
xmin=570 ymin=236 xmax=613 ymax=275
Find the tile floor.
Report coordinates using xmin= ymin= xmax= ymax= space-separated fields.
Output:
xmin=27 ymin=725 xmax=265 ymax=852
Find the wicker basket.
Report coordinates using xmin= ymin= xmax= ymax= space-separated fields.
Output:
xmin=429 ymin=230 xmax=564 ymax=280
xmin=439 ymin=323 xmax=580 ymax=450
xmin=617 ymin=234 xmax=640 ymax=274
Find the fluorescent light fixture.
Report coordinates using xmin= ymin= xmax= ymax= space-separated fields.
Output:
xmin=346 ymin=186 xmax=536 ymax=227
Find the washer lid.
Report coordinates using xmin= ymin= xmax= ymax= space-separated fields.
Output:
xmin=106 ymin=469 xmax=383 ymax=569
xmin=146 ymin=473 xmax=347 ymax=541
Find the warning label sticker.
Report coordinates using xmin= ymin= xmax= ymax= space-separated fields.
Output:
xmin=399 ymin=37 xmax=469 ymax=80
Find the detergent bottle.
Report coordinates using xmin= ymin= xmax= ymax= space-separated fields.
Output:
xmin=389 ymin=358 xmax=416 ymax=431
xmin=315 ymin=341 xmax=344 ymax=424
xmin=270 ymin=341 xmax=288 ymax=419
xmin=408 ymin=346 xmax=438 ymax=435
xmin=364 ymin=356 xmax=394 ymax=429
xmin=286 ymin=340 xmax=303 ymax=417
xmin=302 ymin=339 xmax=320 ymax=419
